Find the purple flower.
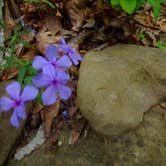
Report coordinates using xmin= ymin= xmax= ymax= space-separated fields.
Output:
xmin=62 ymin=110 xmax=69 ymax=119
xmin=32 ymin=65 xmax=72 ymax=106
xmin=0 ymin=82 xmax=38 ymax=128
xmin=58 ymin=38 xmax=82 ymax=66
xmin=32 ymin=44 xmax=72 ymax=71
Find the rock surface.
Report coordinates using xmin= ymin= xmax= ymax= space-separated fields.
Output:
xmin=77 ymin=44 xmax=166 ymax=136
xmin=0 ymin=0 xmax=4 ymax=66
xmin=0 ymin=81 xmax=32 ymax=166
xmin=8 ymin=106 xmax=166 ymax=166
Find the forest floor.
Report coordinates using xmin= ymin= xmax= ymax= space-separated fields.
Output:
xmin=1 ymin=0 xmax=166 ymax=161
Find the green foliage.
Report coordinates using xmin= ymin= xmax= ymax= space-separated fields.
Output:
xmin=111 ymin=0 xmax=120 ymax=6
xmin=1 ymin=24 xmax=38 ymax=85
xmin=146 ymin=0 xmax=163 ymax=21
xmin=3 ymin=25 xmax=31 ymax=68
xmin=137 ymin=32 xmax=145 ymax=40
xmin=156 ymin=40 xmax=166 ymax=49
xmin=120 ymin=0 xmax=137 ymax=14
xmin=17 ymin=61 xmax=38 ymax=85
xmin=24 ymin=0 xmax=56 ymax=8
xmin=36 ymin=92 xmax=44 ymax=105
xmin=109 ymin=0 xmax=164 ymax=20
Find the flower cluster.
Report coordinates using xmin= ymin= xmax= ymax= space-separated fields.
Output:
xmin=0 ymin=82 xmax=38 ymax=128
xmin=0 ymin=38 xmax=82 ymax=128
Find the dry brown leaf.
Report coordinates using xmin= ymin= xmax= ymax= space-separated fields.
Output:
xmin=4 ymin=1 xmax=17 ymax=39
xmin=20 ymin=3 xmax=37 ymax=14
xmin=68 ymin=129 xmax=80 ymax=145
xmin=2 ymin=69 xmax=18 ymax=80
xmin=44 ymin=100 xmax=60 ymax=134
xmin=63 ymin=0 xmax=87 ymax=31
xmin=36 ymin=31 xmax=60 ymax=54
xmin=29 ymin=112 xmax=41 ymax=129
xmin=21 ymin=49 xmax=36 ymax=60
xmin=68 ymin=118 xmax=85 ymax=144
xmin=69 ymin=106 xmax=78 ymax=117
xmin=45 ymin=6 xmax=62 ymax=34
xmin=157 ymin=18 xmax=166 ymax=33
xmin=133 ymin=14 xmax=159 ymax=29
xmin=16 ymin=32 xmax=35 ymax=57
xmin=33 ymin=102 xmax=44 ymax=113
xmin=7 ymin=70 xmax=18 ymax=80
xmin=160 ymin=102 xmax=166 ymax=108
xmin=79 ymin=50 xmax=87 ymax=55
xmin=69 ymin=66 xmax=79 ymax=76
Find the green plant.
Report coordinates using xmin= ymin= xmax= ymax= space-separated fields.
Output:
xmin=137 ymin=31 xmax=145 ymax=40
xmin=156 ymin=40 xmax=166 ymax=49
xmin=1 ymin=24 xmax=38 ymax=85
xmin=109 ymin=0 xmax=164 ymax=21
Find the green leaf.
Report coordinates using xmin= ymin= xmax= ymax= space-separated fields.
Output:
xmin=36 ymin=93 xmax=44 ymax=105
xmin=18 ymin=66 xmax=26 ymax=84
xmin=20 ymin=40 xmax=33 ymax=48
xmin=156 ymin=40 xmax=166 ymax=49
xmin=24 ymin=76 xmax=33 ymax=85
xmin=27 ymin=66 xmax=38 ymax=75
xmin=120 ymin=0 xmax=137 ymax=14
xmin=147 ymin=0 xmax=162 ymax=21
xmin=153 ymin=4 xmax=160 ymax=21
xmin=42 ymin=0 xmax=56 ymax=8
xmin=111 ymin=0 xmax=120 ymax=5
xmin=136 ymin=0 xmax=144 ymax=9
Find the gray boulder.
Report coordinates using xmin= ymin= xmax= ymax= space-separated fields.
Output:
xmin=77 ymin=44 xmax=166 ymax=137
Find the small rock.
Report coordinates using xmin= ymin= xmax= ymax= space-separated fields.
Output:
xmin=14 ymin=125 xmax=46 ymax=160
xmin=77 ymin=44 xmax=166 ymax=137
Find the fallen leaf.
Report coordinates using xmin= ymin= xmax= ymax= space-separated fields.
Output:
xmin=160 ymin=102 xmax=166 ymax=108
xmin=45 ymin=6 xmax=62 ymax=34
xmin=36 ymin=31 xmax=60 ymax=54
xmin=68 ymin=129 xmax=80 ymax=145
xmin=44 ymin=100 xmax=60 ymax=134
xmin=62 ymin=0 xmax=87 ymax=31
xmin=68 ymin=118 xmax=85 ymax=144
xmin=69 ymin=106 xmax=78 ymax=117
xmin=2 ymin=69 xmax=18 ymax=80
xmin=21 ymin=49 xmax=36 ymax=60
xmin=16 ymin=32 xmax=35 ymax=57
xmin=33 ymin=102 xmax=44 ymax=113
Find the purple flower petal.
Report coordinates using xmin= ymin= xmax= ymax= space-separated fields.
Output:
xmin=0 ymin=97 xmax=14 ymax=111
xmin=45 ymin=44 xmax=58 ymax=61
xmin=6 ymin=82 xmax=21 ymax=100
xmin=21 ymin=86 xmax=38 ymax=102
xmin=14 ymin=105 xmax=26 ymax=120
xmin=42 ymin=85 xmax=56 ymax=105
xmin=59 ymin=38 xmax=66 ymax=45
xmin=10 ymin=110 xmax=19 ymax=128
xmin=68 ymin=52 xmax=82 ymax=66
xmin=42 ymin=65 xmax=58 ymax=80
xmin=32 ymin=74 xmax=50 ymax=88
xmin=56 ymin=70 xmax=70 ymax=83
xmin=32 ymin=56 xmax=48 ymax=70
xmin=57 ymin=84 xmax=71 ymax=100
xmin=58 ymin=38 xmax=82 ymax=66
xmin=56 ymin=55 xmax=72 ymax=68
